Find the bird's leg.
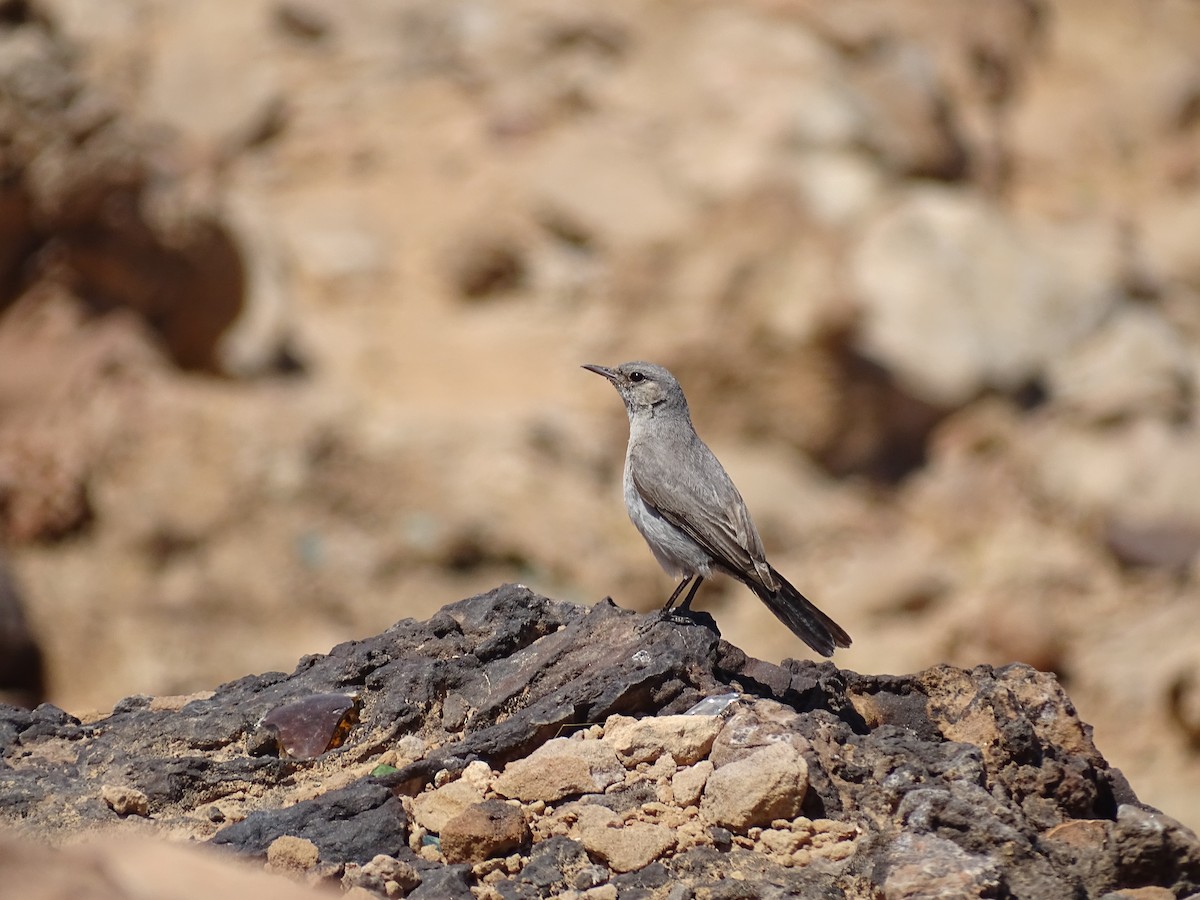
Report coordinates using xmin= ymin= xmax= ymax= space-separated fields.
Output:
xmin=675 ymin=576 xmax=704 ymax=614
xmin=637 ymin=576 xmax=695 ymax=634
xmin=662 ymin=576 xmax=694 ymax=613
xmin=650 ymin=575 xmax=705 ymax=629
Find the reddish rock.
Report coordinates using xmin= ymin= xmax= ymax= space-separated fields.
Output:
xmin=440 ymin=800 xmax=530 ymax=864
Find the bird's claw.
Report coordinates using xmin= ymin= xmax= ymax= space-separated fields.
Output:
xmin=637 ymin=606 xmax=700 ymax=635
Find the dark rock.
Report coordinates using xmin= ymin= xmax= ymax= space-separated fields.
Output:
xmin=407 ymin=863 xmax=473 ymax=900
xmin=0 ymin=704 xmax=31 ymax=754
xmin=572 ymin=863 xmax=611 ymax=890
xmin=707 ymin=827 xmax=733 ymax=852
xmin=1105 ymin=804 xmax=1200 ymax=896
xmin=514 ymin=835 xmax=590 ymax=894
xmin=610 ymin=861 xmax=671 ymax=897
xmin=111 ymin=695 xmax=153 ymax=714
xmin=212 ymin=781 xmax=407 ymax=864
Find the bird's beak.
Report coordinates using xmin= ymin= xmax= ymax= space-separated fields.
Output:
xmin=581 ymin=364 xmax=618 ymax=383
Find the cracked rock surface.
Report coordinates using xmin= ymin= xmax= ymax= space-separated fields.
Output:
xmin=3 ymin=584 xmax=1198 ymax=898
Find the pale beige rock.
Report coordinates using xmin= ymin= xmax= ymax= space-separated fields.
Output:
xmin=852 ymin=42 xmax=966 ymax=179
xmin=461 ymin=759 xmax=495 ymax=793
xmin=579 ymin=821 xmax=676 ymax=873
xmin=671 ymin=760 xmax=714 ymax=808
xmin=1029 ymin=419 xmax=1200 ymax=526
xmin=531 ymin=127 xmax=691 ymax=249
xmin=139 ymin=4 xmax=284 ymax=149
xmin=852 ymin=186 xmax=1114 ymax=405
xmin=411 ymin=778 xmax=487 ymax=834
xmin=701 ymin=742 xmax=809 ymax=831
xmin=602 ymin=714 xmax=723 ymax=766
xmin=215 ymin=194 xmax=296 ymax=378
xmin=1142 ymin=194 xmax=1200 ymax=289
xmin=494 ymin=738 xmax=624 ymax=802
xmin=1045 ymin=307 xmax=1192 ymax=423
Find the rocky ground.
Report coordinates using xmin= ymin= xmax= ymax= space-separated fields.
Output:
xmin=4 ymin=586 xmax=1199 ymax=900
xmin=2 ymin=0 xmax=1200 ymax=872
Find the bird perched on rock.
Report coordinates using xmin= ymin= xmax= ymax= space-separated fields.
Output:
xmin=583 ymin=361 xmax=851 ymax=657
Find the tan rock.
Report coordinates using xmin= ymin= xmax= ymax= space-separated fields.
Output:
xmin=265 ymin=835 xmax=319 ymax=871
xmin=701 ymin=742 xmax=808 ymax=832
xmin=644 ymin=754 xmax=677 ymax=779
xmin=671 ymin=760 xmax=714 ymax=808
xmin=101 ymin=785 xmax=149 ymax=818
xmin=759 ymin=827 xmax=803 ymax=856
xmin=579 ymin=821 xmax=676 ymax=873
xmin=558 ymin=801 xmax=619 ymax=835
xmin=441 ymin=800 xmax=530 ymax=864
xmin=494 ymin=737 xmax=624 ymax=802
xmin=602 ymin=714 xmax=723 ymax=766
xmin=411 ymin=778 xmax=486 ymax=833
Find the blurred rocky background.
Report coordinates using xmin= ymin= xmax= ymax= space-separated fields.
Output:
xmin=1 ymin=0 xmax=1199 ymax=834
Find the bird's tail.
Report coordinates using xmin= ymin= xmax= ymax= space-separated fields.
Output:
xmin=746 ymin=567 xmax=852 ymax=658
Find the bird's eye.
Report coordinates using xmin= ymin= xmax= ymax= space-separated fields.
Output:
xmin=629 ymin=371 xmax=645 ymax=383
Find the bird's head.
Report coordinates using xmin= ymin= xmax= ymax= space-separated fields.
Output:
xmin=582 ymin=361 xmax=688 ymax=417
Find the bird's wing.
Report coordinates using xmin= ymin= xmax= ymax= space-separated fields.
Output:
xmin=629 ymin=435 xmax=773 ymax=587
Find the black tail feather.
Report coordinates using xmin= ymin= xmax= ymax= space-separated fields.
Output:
xmin=745 ymin=567 xmax=851 ymax=658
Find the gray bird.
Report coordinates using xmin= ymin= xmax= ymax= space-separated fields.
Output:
xmin=583 ymin=361 xmax=851 ymax=657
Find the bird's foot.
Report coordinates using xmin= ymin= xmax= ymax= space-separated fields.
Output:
xmin=636 ymin=605 xmax=718 ymax=636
